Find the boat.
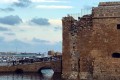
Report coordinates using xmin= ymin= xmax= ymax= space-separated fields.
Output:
xmin=41 ymin=69 xmax=54 ymax=78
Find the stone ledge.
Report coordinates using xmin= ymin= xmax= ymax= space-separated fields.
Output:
xmin=99 ymin=2 xmax=120 ymax=6
xmin=92 ymin=16 xmax=120 ymax=19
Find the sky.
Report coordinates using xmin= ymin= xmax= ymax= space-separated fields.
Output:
xmin=0 ymin=0 xmax=119 ymax=53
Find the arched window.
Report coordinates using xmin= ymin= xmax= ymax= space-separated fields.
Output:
xmin=112 ymin=53 xmax=120 ymax=58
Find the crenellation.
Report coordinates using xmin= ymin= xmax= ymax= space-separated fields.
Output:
xmin=99 ymin=2 xmax=120 ymax=6
xmin=93 ymin=5 xmax=120 ymax=18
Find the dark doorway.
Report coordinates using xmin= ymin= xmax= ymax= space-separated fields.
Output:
xmin=112 ymin=53 xmax=120 ymax=58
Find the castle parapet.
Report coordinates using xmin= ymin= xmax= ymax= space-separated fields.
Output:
xmin=93 ymin=2 xmax=120 ymax=18
xmin=99 ymin=2 xmax=120 ymax=6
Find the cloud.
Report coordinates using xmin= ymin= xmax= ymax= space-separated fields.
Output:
xmin=13 ymin=0 xmax=31 ymax=7
xmin=0 ymin=8 xmax=15 ymax=12
xmin=0 ymin=38 xmax=62 ymax=52
xmin=0 ymin=26 xmax=62 ymax=52
xmin=0 ymin=39 xmax=31 ymax=52
xmin=4 ymin=33 xmax=15 ymax=35
xmin=0 ymin=26 xmax=10 ymax=31
xmin=0 ymin=0 xmax=68 ymax=4
xmin=49 ymin=19 xmax=62 ymax=26
xmin=36 ymin=5 xmax=73 ymax=9
xmin=0 ymin=15 xmax=22 ymax=25
xmin=30 ymin=18 xmax=50 ymax=25
xmin=0 ymin=37 xmax=4 ymax=41
xmin=54 ymin=27 xmax=62 ymax=31
xmin=32 ymin=38 xmax=50 ymax=44
xmin=0 ymin=0 xmax=18 ymax=4
xmin=31 ymin=0 xmax=66 ymax=3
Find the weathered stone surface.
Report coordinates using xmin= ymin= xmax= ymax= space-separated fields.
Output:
xmin=0 ymin=61 xmax=61 ymax=73
xmin=93 ymin=58 xmax=120 ymax=80
xmin=62 ymin=1 xmax=120 ymax=80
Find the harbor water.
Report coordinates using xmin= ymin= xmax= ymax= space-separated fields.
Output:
xmin=0 ymin=72 xmax=62 ymax=80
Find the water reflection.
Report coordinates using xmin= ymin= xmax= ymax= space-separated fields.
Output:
xmin=0 ymin=73 xmax=62 ymax=80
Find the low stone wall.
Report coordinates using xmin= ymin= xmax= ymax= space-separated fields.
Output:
xmin=0 ymin=61 xmax=61 ymax=73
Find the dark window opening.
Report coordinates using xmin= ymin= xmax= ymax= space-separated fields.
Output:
xmin=73 ymin=42 xmax=75 ymax=45
xmin=112 ymin=53 xmax=120 ymax=58
xmin=74 ymin=30 xmax=77 ymax=33
xmin=117 ymin=24 xmax=120 ymax=29
xmin=73 ymin=46 xmax=75 ymax=49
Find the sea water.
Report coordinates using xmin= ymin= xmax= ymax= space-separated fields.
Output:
xmin=0 ymin=72 xmax=62 ymax=80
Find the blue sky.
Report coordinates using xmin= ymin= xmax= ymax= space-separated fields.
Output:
xmin=0 ymin=0 xmax=119 ymax=53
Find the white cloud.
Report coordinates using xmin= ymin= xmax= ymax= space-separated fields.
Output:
xmin=31 ymin=0 xmax=69 ymax=3
xmin=0 ymin=0 xmax=18 ymax=3
xmin=0 ymin=0 xmax=68 ymax=3
xmin=15 ymin=24 xmax=62 ymax=44
xmin=0 ymin=19 xmax=62 ymax=44
xmin=32 ymin=0 xmax=60 ymax=2
xmin=36 ymin=5 xmax=73 ymax=9
xmin=49 ymin=19 xmax=62 ymax=26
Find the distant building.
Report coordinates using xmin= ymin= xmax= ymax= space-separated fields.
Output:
xmin=48 ymin=50 xmax=62 ymax=57
xmin=48 ymin=50 xmax=55 ymax=56
xmin=55 ymin=52 xmax=62 ymax=56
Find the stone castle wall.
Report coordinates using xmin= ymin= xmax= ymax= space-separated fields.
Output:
xmin=62 ymin=1 xmax=120 ymax=80
xmin=93 ymin=58 xmax=120 ymax=80
xmin=62 ymin=15 xmax=93 ymax=80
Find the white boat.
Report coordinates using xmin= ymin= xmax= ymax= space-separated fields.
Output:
xmin=41 ymin=69 xmax=54 ymax=78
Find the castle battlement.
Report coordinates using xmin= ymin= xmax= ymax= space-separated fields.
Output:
xmin=99 ymin=2 xmax=120 ymax=6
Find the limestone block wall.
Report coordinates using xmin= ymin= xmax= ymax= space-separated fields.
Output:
xmin=62 ymin=15 xmax=93 ymax=80
xmin=93 ymin=2 xmax=120 ymax=18
xmin=99 ymin=2 xmax=120 ymax=6
xmin=62 ymin=1 xmax=120 ymax=80
xmin=92 ymin=2 xmax=120 ymax=58
xmin=62 ymin=17 xmax=79 ymax=79
xmin=93 ymin=58 xmax=120 ymax=80
xmin=77 ymin=15 xmax=93 ymax=80
xmin=91 ymin=2 xmax=120 ymax=80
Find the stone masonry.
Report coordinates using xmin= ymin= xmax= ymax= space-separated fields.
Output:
xmin=0 ymin=61 xmax=61 ymax=73
xmin=62 ymin=1 xmax=120 ymax=80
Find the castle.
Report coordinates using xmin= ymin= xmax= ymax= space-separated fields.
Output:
xmin=62 ymin=2 xmax=120 ymax=80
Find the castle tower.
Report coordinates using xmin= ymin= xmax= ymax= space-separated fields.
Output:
xmin=62 ymin=1 xmax=120 ymax=80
